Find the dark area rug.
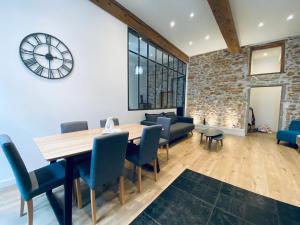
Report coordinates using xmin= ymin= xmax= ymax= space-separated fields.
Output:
xmin=130 ymin=169 xmax=300 ymax=225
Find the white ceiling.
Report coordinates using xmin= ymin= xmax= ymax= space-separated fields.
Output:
xmin=116 ymin=0 xmax=300 ymax=56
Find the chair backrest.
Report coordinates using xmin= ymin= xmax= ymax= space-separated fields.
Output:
xmin=157 ymin=117 xmax=171 ymax=141
xmin=89 ymin=132 xmax=129 ymax=189
xmin=60 ymin=121 xmax=88 ymax=133
xmin=100 ymin=118 xmax=119 ymax=128
xmin=138 ymin=125 xmax=162 ymax=165
xmin=0 ymin=135 xmax=32 ymax=200
xmin=289 ymin=120 xmax=300 ymax=131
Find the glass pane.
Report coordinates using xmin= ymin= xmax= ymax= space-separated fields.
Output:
xmin=250 ymin=46 xmax=282 ymax=75
xmin=156 ymin=64 xmax=163 ymax=108
xmin=129 ymin=32 xmax=138 ymax=53
xmin=168 ymin=70 xmax=174 ymax=108
xmin=174 ymin=58 xmax=178 ymax=71
xmin=139 ymin=57 xmax=148 ymax=109
xmin=140 ymin=38 xmax=147 ymax=57
xmin=169 ymin=56 xmax=174 ymax=69
xmin=148 ymin=61 xmax=156 ymax=108
xmin=128 ymin=52 xmax=139 ymax=109
xmin=163 ymin=53 xmax=168 ymax=67
xmin=177 ymin=76 xmax=184 ymax=107
xmin=162 ymin=67 xmax=168 ymax=108
xmin=149 ymin=45 xmax=156 ymax=61
xmin=178 ymin=61 xmax=183 ymax=74
xmin=183 ymin=63 xmax=187 ymax=75
xmin=156 ymin=49 xmax=162 ymax=64
xmin=172 ymin=72 xmax=177 ymax=107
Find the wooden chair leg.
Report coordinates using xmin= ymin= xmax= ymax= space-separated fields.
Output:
xmin=136 ymin=166 xmax=142 ymax=193
xmin=119 ymin=176 xmax=125 ymax=205
xmin=90 ymin=189 xmax=97 ymax=225
xmin=166 ymin=144 xmax=169 ymax=160
xmin=20 ymin=197 xmax=24 ymax=217
xmin=153 ymin=160 xmax=157 ymax=182
xmin=75 ymin=178 xmax=82 ymax=209
xmin=27 ymin=199 xmax=33 ymax=225
xmin=221 ymin=139 xmax=223 ymax=147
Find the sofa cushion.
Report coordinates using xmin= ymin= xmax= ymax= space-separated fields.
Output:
xmin=164 ymin=112 xmax=177 ymax=124
xmin=170 ymin=122 xmax=194 ymax=139
xmin=145 ymin=113 xmax=164 ymax=123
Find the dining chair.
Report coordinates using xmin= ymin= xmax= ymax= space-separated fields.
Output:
xmin=75 ymin=132 xmax=129 ymax=225
xmin=157 ymin=117 xmax=171 ymax=160
xmin=0 ymin=134 xmax=65 ymax=225
xmin=100 ymin=118 xmax=119 ymax=128
xmin=126 ymin=125 xmax=162 ymax=192
xmin=60 ymin=121 xmax=90 ymax=208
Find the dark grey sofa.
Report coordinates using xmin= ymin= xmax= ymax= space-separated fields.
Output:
xmin=140 ymin=112 xmax=195 ymax=142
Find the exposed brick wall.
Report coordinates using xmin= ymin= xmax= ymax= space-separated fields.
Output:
xmin=187 ymin=36 xmax=300 ymax=131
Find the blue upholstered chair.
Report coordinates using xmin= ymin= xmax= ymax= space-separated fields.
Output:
xmin=60 ymin=121 xmax=90 ymax=208
xmin=100 ymin=118 xmax=119 ymax=128
xmin=157 ymin=117 xmax=171 ymax=160
xmin=75 ymin=132 xmax=129 ymax=225
xmin=126 ymin=125 xmax=162 ymax=192
xmin=0 ymin=134 xmax=65 ymax=225
xmin=277 ymin=120 xmax=300 ymax=146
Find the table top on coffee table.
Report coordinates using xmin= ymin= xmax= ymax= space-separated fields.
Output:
xmin=203 ymin=128 xmax=223 ymax=137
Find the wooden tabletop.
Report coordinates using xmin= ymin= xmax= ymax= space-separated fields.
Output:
xmin=34 ymin=124 xmax=145 ymax=161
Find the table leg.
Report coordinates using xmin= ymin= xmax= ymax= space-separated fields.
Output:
xmin=208 ymin=137 xmax=212 ymax=150
xmin=64 ymin=157 xmax=74 ymax=225
xmin=200 ymin=133 xmax=203 ymax=143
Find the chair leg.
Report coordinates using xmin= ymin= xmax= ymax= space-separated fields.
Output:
xmin=221 ymin=139 xmax=223 ymax=147
xmin=20 ymin=197 xmax=24 ymax=217
xmin=75 ymin=178 xmax=82 ymax=209
xmin=277 ymin=140 xmax=280 ymax=144
xmin=153 ymin=160 xmax=157 ymax=182
xmin=119 ymin=176 xmax=125 ymax=205
xmin=27 ymin=199 xmax=33 ymax=225
xmin=136 ymin=166 xmax=142 ymax=193
xmin=90 ymin=189 xmax=97 ymax=225
xmin=166 ymin=144 xmax=169 ymax=160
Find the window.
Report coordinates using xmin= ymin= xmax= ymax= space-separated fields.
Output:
xmin=249 ymin=41 xmax=285 ymax=75
xmin=128 ymin=28 xmax=186 ymax=110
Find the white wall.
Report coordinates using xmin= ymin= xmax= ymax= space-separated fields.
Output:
xmin=250 ymin=86 xmax=282 ymax=131
xmin=0 ymin=0 xmax=175 ymax=187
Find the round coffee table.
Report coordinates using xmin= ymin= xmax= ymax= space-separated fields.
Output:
xmin=202 ymin=128 xmax=224 ymax=150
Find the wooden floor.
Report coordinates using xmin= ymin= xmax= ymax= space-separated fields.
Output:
xmin=1 ymin=132 xmax=300 ymax=225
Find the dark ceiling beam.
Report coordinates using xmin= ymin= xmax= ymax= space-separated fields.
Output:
xmin=90 ymin=0 xmax=189 ymax=62
xmin=207 ymin=0 xmax=241 ymax=53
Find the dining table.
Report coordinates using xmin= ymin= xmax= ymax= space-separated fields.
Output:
xmin=34 ymin=124 xmax=145 ymax=225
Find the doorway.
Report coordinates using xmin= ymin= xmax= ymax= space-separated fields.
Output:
xmin=249 ymin=86 xmax=282 ymax=133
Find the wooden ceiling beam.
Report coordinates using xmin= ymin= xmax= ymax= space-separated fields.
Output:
xmin=207 ymin=0 xmax=241 ymax=53
xmin=90 ymin=0 xmax=189 ymax=63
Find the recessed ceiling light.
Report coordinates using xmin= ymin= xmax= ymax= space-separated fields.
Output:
xmin=190 ymin=12 xmax=195 ymax=18
xmin=189 ymin=41 xmax=193 ymax=46
xmin=263 ymin=52 xmax=268 ymax=56
xmin=286 ymin=14 xmax=294 ymax=21
xmin=170 ymin=21 xmax=175 ymax=28
xmin=205 ymin=35 xmax=210 ymax=40
xmin=258 ymin=22 xmax=264 ymax=27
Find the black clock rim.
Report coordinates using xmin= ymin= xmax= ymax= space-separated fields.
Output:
xmin=19 ymin=32 xmax=74 ymax=80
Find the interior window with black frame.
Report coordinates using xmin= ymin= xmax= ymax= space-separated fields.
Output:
xmin=128 ymin=28 xmax=186 ymax=111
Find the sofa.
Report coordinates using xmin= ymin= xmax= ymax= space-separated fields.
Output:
xmin=277 ymin=120 xmax=300 ymax=147
xmin=140 ymin=112 xmax=195 ymax=142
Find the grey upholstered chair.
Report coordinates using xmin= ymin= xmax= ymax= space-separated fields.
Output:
xmin=126 ymin=125 xmax=162 ymax=192
xmin=60 ymin=121 xmax=90 ymax=208
xmin=157 ymin=117 xmax=171 ymax=160
xmin=75 ymin=132 xmax=129 ymax=225
xmin=0 ymin=134 xmax=65 ymax=225
xmin=100 ymin=118 xmax=120 ymax=128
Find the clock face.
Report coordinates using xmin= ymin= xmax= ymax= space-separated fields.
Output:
xmin=19 ymin=33 xmax=73 ymax=79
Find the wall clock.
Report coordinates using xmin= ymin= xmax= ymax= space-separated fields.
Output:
xmin=19 ymin=33 xmax=73 ymax=79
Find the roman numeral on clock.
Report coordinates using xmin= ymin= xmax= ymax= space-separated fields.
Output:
xmin=61 ymin=64 xmax=71 ymax=72
xmin=33 ymin=34 xmax=42 ymax=44
xmin=48 ymin=69 xmax=54 ymax=79
xmin=46 ymin=35 xmax=51 ymax=45
xmin=35 ymin=65 xmax=44 ymax=76
xmin=21 ymin=48 xmax=33 ymax=55
xmin=24 ymin=58 xmax=37 ymax=67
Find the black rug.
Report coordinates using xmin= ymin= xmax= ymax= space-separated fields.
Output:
xmin=130 ymin=169 xmax=300 ymax=225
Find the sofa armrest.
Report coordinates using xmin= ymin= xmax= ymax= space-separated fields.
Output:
xmin=177 ymin=116 xmax=194 ymax=124
xmin=140 ymin=120 xmax=157 ymax=126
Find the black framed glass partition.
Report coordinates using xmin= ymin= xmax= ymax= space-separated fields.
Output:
xmin=128 ymin=28 xmax=186 ymax=110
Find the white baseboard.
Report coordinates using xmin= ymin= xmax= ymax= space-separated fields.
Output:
xmin=0 ymin=177 xmax=15 ymax=189
xmin=196 ymin=125 xmax=246 ymax=136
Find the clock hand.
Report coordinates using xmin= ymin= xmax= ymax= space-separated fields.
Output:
xmin=33 ymin=52 xmax=63 ymax=60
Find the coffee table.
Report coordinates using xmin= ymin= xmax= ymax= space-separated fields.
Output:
xmin=201 ymin=128 xmax=224 ymax=150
